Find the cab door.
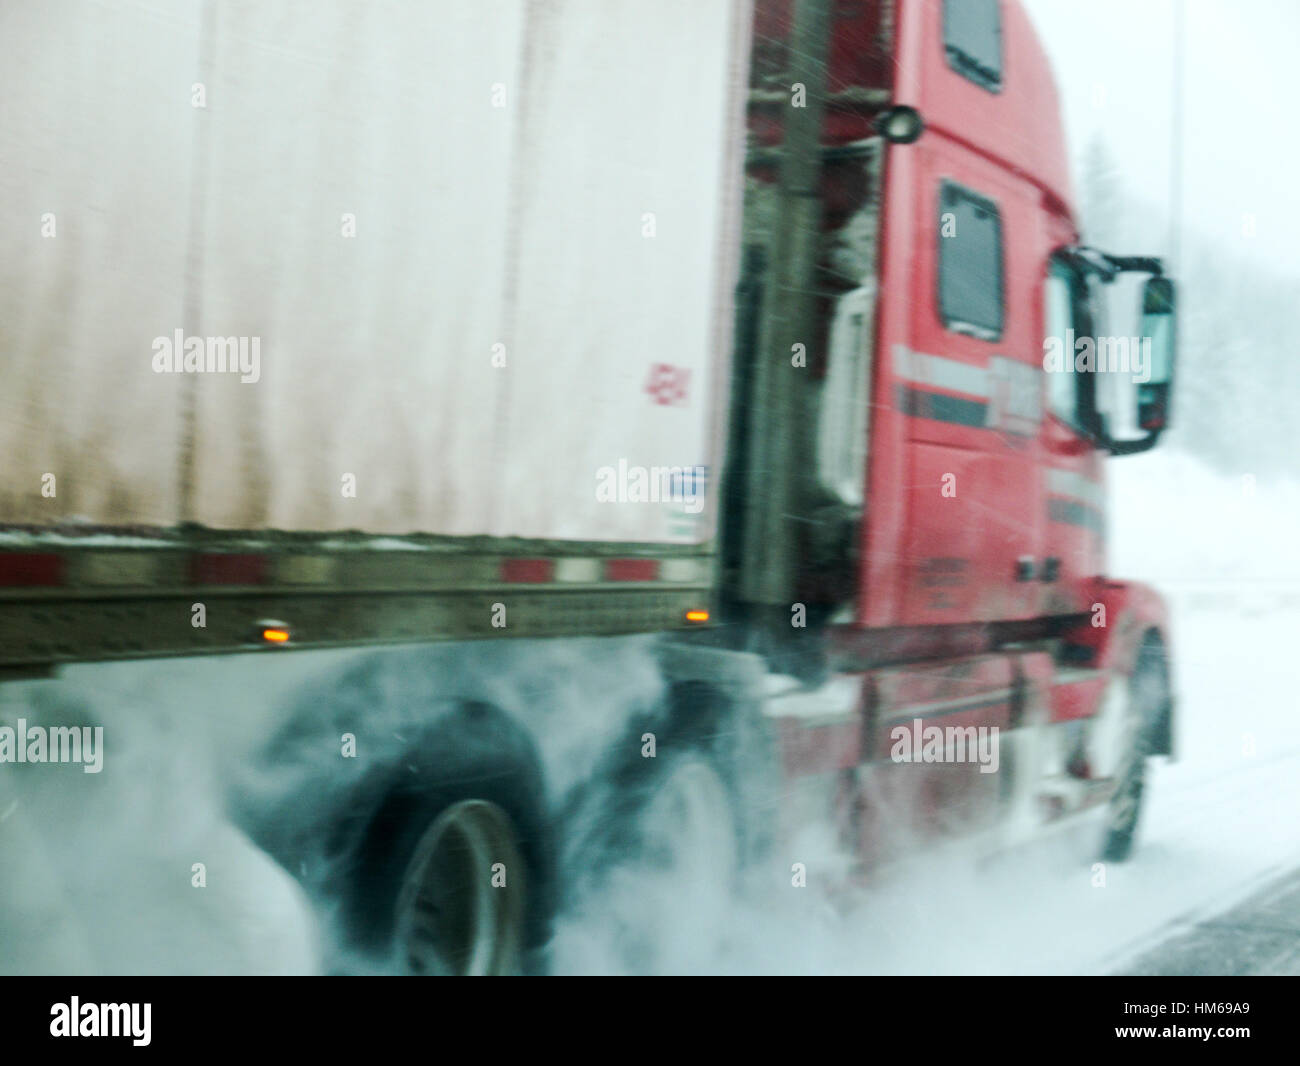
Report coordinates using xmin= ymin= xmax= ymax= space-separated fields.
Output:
xmin=892 ymin=139 xmax=1044 ymax=625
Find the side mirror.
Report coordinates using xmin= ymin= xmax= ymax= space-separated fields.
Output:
xmin=1104 ymin=274 xmax=1177 ymax=455
xmin=1136 ymin=276 xmax=1176 ymax=433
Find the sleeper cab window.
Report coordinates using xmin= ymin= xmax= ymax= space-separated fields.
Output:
xmin=943 ymin=0 xmax=1003 ymax=92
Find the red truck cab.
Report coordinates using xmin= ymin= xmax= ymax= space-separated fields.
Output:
xmin=724 ymin=0 xmax=1178 ymax=865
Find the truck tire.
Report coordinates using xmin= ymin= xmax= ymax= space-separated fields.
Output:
xmin=337 ymin=702 xmax=555 ymax=974
xmin=568 ymin=750 xmax=739 ymax=973
xmin=235 ymin=686 xmax=555 ymax=976
xmin=626 ymin=753 xmax=739 ymax=918
xmin=559 ymin=681 xmax=759 ymax=972
xmin=378 ymin=797 xmax=528 ymax=975
xmin=1098 ymin=634 xmax=1169 ymax=863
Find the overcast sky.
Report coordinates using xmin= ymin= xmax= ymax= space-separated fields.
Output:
xmin=1023 ymin=0 xmax=1300 ymax=281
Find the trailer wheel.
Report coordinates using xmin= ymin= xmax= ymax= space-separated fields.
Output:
xmin=1097 ymin=635 xmax=1168 ymax=863
xmin=331 ymin=702 xmax=554 ymax=975
xmin=391 ymin=799 xmax=526 ymax=975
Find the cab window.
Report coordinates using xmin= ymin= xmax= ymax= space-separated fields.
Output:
xmin=943 ymin=0 xmax=1002 ymax=93
xmin=938 ymin=181 xmax=1003 ymax=341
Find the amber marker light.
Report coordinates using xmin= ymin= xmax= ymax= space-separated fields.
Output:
xmin=257 ymin=620 xmax=292 ymax=644
xmin=685 ymin=609 xmax=710 ymax=623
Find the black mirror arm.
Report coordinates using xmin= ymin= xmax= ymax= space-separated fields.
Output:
xmin=1102 ymin=254 xmax=1164 ymax=277
xmin=1105 ymin=433 xmax=1161 ymax=456
xmin=1060 ymin=247 xmax=1165 ymax=283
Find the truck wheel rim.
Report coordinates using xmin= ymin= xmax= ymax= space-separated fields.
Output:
xmin=1088 ymin=676 xmax=1133 ymax=781
xmin=1095 ymin=666 xmax=1157 ymax=838
xmin=645 ymin=761 xmax=734 ymax=867
xmin=638 ymin=759 xmax=737 ymax=929
xmin=394 ymin=800 xmax=525 ymax=976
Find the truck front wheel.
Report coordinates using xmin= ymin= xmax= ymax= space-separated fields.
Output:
xmin=1097 ymin=634 xmax=1169 ymax=863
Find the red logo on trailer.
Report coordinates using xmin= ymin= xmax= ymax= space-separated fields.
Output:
xmin=644 ymin=363 xmax=691 ymax=406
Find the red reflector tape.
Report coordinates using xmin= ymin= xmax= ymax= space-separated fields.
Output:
xmin=500 ymin=558 xmax=554 ymax=584
xmin=189 ymin=553 xmax=269 ymax=585
xmin=605 ymin=558 xmax=660 ymax=582
xmin=0 ymin=553 xmax=63 ymax=587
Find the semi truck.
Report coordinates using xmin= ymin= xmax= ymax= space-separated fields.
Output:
xmin=0 ymin=0 xmax=1178 ymax=974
